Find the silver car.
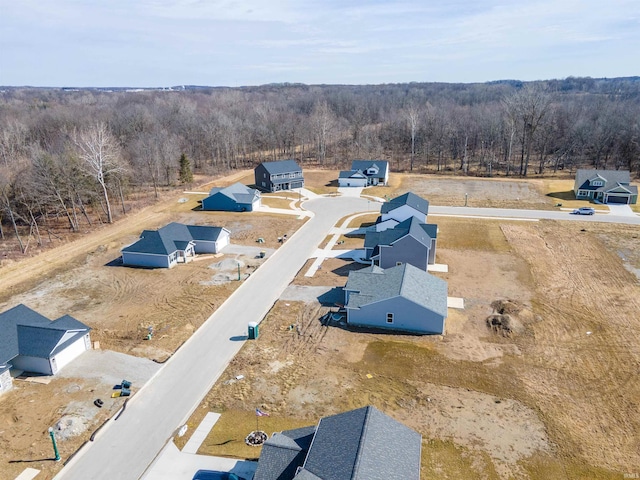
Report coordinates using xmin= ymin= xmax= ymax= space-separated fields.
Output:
xmin=572 ymin=207 xmax=595 ymax=215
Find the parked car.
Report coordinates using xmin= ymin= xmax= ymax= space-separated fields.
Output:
xmin=572 ymin=207 xmax=596 ymax=215
xmin=193 ymin=471 xmax=245 ymax=480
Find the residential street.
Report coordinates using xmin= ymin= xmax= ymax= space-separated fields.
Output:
xmin=53 ymin=194 xmax=637 ymax=480
xmin=55 ymin=195 xmax=370 ymax=480
xmin=430 ymin=205 xmax=640 ymax=224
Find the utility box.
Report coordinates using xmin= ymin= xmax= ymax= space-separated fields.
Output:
xmin=248 ymin=322 xmax=259 ymax=340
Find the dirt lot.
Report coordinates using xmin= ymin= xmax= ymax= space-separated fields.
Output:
xmin=184 ymin=216 xmax=640 ymax=480
xmin=0 ymin=173 xmax=305 ymax=480
xmin=1 ymin=171 xmax=638 ymax=480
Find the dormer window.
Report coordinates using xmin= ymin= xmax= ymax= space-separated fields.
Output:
xmin=591 ymin=180 xmax=603 ymax=187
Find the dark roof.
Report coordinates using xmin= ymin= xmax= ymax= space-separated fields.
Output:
xmin=259 ymin=160 xmax=302 ymax=175
xmin=339 ymin=170 xmax=367 ymax=179
xmin=350 ymin=160 xmax=389 ymax=178
xmin=208 ymin=182 xmax=260 ymax=204
xmin=344 ymin=264 xmax=448 ymax=317
xmin=253 ymin=426 xmax=316 ymax=480
xmin=300 ymin=406 xmax=421 ymax=480
xmin=0 ymin=305 xmax=90 ymax=364
xmin=364 ymin=217 xmax=434 ymax=250
xmin=255 ymin=407 xmax=421 ymax=480
xmin=122 ymin=223 xmax=227 ymax=255
xmin=574 ymin=169 xmax=634 ymax=193
xmin=380 ymin=192 xmax=429 ymax=215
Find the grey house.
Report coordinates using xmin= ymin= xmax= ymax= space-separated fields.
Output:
xmin=573 ymin=169 xmax=638 ymax=204
xmin=255 ymin=160 xmax=304 ymax=192
xmin=365 ymin=216 xmax=438 ymax=269
xmin=201 ymin=182 xmax=261 ymax=212
xmin=0 ymin=304 xmax=91 ymax=394
xmin=338 ymin=160 xmax=389 ymax=187
xmin=344 ymin=263 xmax=448 ymax=335
xmin=121 ymin=222 xmax=230 ymax=268
xmin=254 ymin=405 xmax=421 ymax=480
xmin=376 ymin=192 xmax=429 ymax=232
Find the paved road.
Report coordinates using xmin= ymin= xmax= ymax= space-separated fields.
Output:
xmin=56 ymin=195 xmax=370 ymax=480
xmin=429 ymin=205 xmax=640 ymax=225
xmin=54 ymin=196 xmax=637 ymax=480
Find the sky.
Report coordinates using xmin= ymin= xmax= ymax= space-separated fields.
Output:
xmin=1 ymin=0 xmax=639 ymax=88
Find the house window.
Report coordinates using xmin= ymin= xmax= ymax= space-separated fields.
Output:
xmin=386 ymin=313 xmax=394 ymax=324
xmin=289 ymin=173 xmax=295 ymax=178
xmin=396 ymin=262 xmax=402 ymax=266
xmin=591 ymin=181 xmax=603 ymax=187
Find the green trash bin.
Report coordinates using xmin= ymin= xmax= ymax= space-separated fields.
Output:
xmin=248 ymin=322 xmax=259 ymax=340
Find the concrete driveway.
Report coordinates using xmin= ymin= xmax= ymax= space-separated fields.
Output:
xmin=606 ymin=204 xmax=637 ymax=217
xmin=56 ymin=195 xmax=370 ymax=480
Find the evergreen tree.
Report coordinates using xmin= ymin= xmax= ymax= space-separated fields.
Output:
xmin=178 ymin=153 xmax=193 ymax=184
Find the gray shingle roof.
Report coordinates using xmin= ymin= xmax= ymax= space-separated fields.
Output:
xmin=253 ymin=426 xmax=316 ymax=480
xmin=350 ymin=160 xmax=389 ymax=179
xmin=380 ymin=192 xmax=429 ymax=215
xmin=301 ymin=406 xmax=421 ymax=480
xmin=338 ymin=170 xmax=366 ymax=179
xmin=260 ymin=160 xmax=302 ymax=175
xmin=364 ymin=217 xmax=434 ymax=250
xmin=208 ymin=182 xmax=260 ymax=204
xmin=121 ymin=223 xmax=227 ymax=255
xmin=344 ymin=264 xmax=448 ymax=317
xmin=0 ymin=305 xmax=90 ymax=364
xmin=255 ymin=407 xmax=421 ymax=480
xmin=574 ymin=169 xmax=634 ymax=193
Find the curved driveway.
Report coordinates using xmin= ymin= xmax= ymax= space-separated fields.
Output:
xmin=56 ymin=195 xmax=370 ymax=480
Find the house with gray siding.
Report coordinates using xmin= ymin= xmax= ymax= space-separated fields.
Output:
xmin=254 ymin=405 xmax=421 ymax=480
xmin=573 ymin=169 xmax=638 ymax=204
xmin=0 ymin=304 xmax=91 ymax=394
xmin=121 ymin=222 xmax=230 ymax=268
xmin=344 ymin=263 xmax=447 ymax=335
xmin=365 ymin=216 xmax=438 ymax=269
xmin=201 ymin=182 xmax=261 ymax=212
xmin=255 ymin=160 xmax=304 ymax=192
xmin=376 ymin=192 xmax=429 ymax=231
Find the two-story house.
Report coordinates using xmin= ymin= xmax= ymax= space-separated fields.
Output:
xmin=254 ymin=160 xmax=304 ymax=192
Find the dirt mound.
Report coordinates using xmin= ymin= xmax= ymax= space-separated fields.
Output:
xmin=487 ymin=300 xmax=528 ymax=336
xmin=486 ymin=314 xmax=513 ymax=336
xmin=490 ymin=299 xmax=522 ymax=315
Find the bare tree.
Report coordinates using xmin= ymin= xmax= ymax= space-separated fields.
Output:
xmin=406 ymin=104 xmax=420 ymax=171
xmin=71 ymin=123 xmax=125 ymax=223
xmin=502 ymin=85 xmax=551 ymax=176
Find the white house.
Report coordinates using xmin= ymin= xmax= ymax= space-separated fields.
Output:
xmin=375 ymin=192 xmax=430 ymax=232
xmin=0 ymin=304 xmax=92 ymax=393
xmin=121 ymin=222 xmax=230 ymax=268
xmin=339 ymin=160 xmax=389 ymax=187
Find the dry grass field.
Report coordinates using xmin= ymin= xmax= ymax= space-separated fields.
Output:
xmin=1 ymin=169 xmax=638 ymax=480
xmin=183 ymin=216 xmax=640 ymax=480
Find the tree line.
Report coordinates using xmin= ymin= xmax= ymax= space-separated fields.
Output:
xmin=1 ymin=77 xmax=639 ymax=253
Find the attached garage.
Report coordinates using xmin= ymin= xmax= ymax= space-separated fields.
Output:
xmin=606 ymin=194 xmax=630 ymax=204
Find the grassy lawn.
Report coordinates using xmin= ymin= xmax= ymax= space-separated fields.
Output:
xmin=302 ymin=170 xmax=340 ymax=195
xmin=261 ymin=197 xmax=296 ymax=209
xmin=196 ymin=409 xmax=313 ymax=459
xmin=332 ymin=234 xmax=365 ymax=250
xmin=434 ymin=217 xmax=512 ymax=252
xmin=347 ymin=213 xmax=378 ymax=228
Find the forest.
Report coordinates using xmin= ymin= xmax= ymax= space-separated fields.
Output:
xmin=1 ymin=76 xmax=639 ymax=254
